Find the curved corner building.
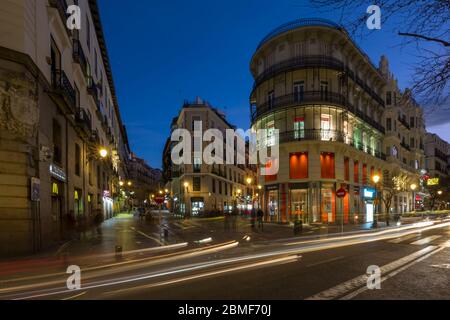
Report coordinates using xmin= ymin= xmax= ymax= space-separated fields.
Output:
xmin=250 ymin=18 xmax=424 ymax=224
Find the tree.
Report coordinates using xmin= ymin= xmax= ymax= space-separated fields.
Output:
xmin=425 ymin=176 xmax=450 ymax=210
xmin=309 ymin=0 xmax=450 ymax=108
xmin=381 ymin=172 xmax=410 ymax=225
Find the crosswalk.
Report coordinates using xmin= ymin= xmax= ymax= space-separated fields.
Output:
xmin=388 ymin=234 xmax=444 ymax=246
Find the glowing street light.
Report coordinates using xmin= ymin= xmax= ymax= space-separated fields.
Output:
xmin=184 ymin=182 xmax=189 ymax=188
xmin=258 ymin=185 xmax=262 ymax=190
xmin=127 ymin=181 xmax=132 ymax=187
xmin=438 ymin=190 xmax=443 ymax=196
xmin=372 ymin=174 xmax=380 ymax=184
xmin=119 ymin=181 xmax=124 ymax=187
xmin=410 ymin=184 xmax=417 ymax=191
xmin=246 ymin=177 xmax=253 ymax=185
xmin=99 ymin=148 xmax=108 ymax=158
xmin=164 ymin=189 xmax=169 ymax=193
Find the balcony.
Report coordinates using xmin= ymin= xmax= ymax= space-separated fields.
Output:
xmin=50 ymin=69 xmax=76 ymax=114
xmin=398 ymin=116 xmax=411 ymax=130
xmin=75 ymin=108 xmax=92 ymax=136
xmin=253 ymin=55 xmax=344 ymax=89
xmin=87 ymin=77 xmax=101 ymax=110
xmin=251 ymin=55 xmax=385 ymax=108
xmin=400 ymin=142 xmax=411 ymax=151
xmin=73 ymin=39 xmax=88 ymax=76
xmin=251 ymin=91 xmax=385 ymax=134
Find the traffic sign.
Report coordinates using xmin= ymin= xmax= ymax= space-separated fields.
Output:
xmin=336 ymin=188 xmax=347 ymax=198
xmin=154 ymin=196 xmax=165 ymax=205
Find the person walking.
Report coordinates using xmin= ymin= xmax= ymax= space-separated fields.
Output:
xmin=93 ymin=210 xmax=104 ymax=236
xmin=251 ymin=207 xmax=256 ymax=229
xmin=257 ymin=208 xmax=264 ymax=231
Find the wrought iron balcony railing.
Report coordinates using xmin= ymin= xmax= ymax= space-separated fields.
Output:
xmin=75 ymin=108 xmax=92 ymax=135
xmin=73 ymin=39 xmax=88 ymax=77
xmin=51 ymin=69 xmax=76 ymax=113
xmin=251 ymin=91 xmax=385 ymax=134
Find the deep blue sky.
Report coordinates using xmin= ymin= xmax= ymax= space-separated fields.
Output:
xmin=98 ymin=0 xmax=449 ymax=169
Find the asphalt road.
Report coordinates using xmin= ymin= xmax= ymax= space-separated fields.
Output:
xmin=1 ymin=219 xmax=449 ymax=300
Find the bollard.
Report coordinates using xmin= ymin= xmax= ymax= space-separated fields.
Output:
xmin=115 ymin=245 xmax=123 ymax=259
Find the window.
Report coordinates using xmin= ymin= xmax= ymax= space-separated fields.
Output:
xmin=212 ymin=179 xmax=216 ymax=194
xmin=344 ymin=157 xmax=350 ymax=181
xmin=53 ymin=120 xmax=62 ymax=165
xmin=410 ymin=117 xmax=415 ymax=128
xmin=410 ymin=138 xmax=415 ymax=149
xmin=75 ymin=143 xmax=81 ymax=176
xmin=265 ymin=120 xmax=276 ymax=147
xmin=293 ymin=81 xmax=304 ymax=103
xmin=392 ymin=146 xmax=398 ymax=158
xmin=290 ymin=153 xmax=308 ymax=179
xmin=321 ymin=114 xmax=332 ymax=140
xmin=386 ymin=92 xmax=392 ymax=105
xmin=218 ymin=181 xmax=222 ymax=194
xmin=354 ymin=161 xmax=359 ymax=183
xmin=294 ymin=117 xmax=305 ymax=139
xmin=193 ymin=157 xmax=201 ymax=173
xmin=386 ymin=118 xmax=392 ymax=131
xmin=193 ymin=177 xmax=201 ymax=192
xmin=362 ymin=164 xmax=368 ymax=184
xmin=320 ymin=81 xmax=329 ymax=100
xmin=320 ymin=152 xmax=335 ymax=179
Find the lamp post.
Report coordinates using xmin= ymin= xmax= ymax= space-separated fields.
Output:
xmin=246 ymin=177 xmax=253 ymax=212
xmin=183 ymin=182 xmax=189 ymax=218
xmin=410 ymin=183 xmax=417 ymax=213
xmin=372 ymin=174 xmax=380 ymax=228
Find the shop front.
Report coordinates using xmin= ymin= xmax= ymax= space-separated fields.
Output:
xmin=362 ymin=187 xmax=376 ymax=223
xmin=320 ymin=182 xmax=336 ymax=223
xmin=191 ymin=197 xmax=205 ymax=216
xmin=265 ymin=184 xmax=279 ymax=222
xmin=289 ymin=183 xmax=309 ymax=223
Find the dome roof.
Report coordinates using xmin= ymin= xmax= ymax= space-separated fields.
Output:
xmin=256 ymin=18 xmax=342 ymax=50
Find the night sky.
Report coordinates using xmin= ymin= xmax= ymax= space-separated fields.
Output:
xmin=98 ymin=0 xmax=449 ymax=169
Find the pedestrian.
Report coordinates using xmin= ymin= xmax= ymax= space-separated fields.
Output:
xmin=251 ymin=207 xmax=256 ymax=229
xmin=94 ymin=210 xmax=104 ymax=235
xmin=257 ymin=208 xmax=264 ymax=231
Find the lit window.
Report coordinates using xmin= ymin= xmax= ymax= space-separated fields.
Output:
xmin=321 ymin=114 xmax=332 ymax=141
xmin=294 ymin=117 xmax=305 ymax=139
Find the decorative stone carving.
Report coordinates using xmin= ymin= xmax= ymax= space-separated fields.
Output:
xmin=0 ymin=70 xmax=39 ymax=140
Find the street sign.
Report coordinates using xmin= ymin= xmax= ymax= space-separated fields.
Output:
xmin=154 ymin=196 xmax=165 ymax=205
xmin=336 ymin=188 xmax=347 ymax=198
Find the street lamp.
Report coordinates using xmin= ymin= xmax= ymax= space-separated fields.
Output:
xmin=119 ymin=181 xmax=124 ymax=187
xmin=372 ymin=174 xmax=381 ymax=228
xmin=127 ymin=181 xmax=132 ymax=187
xmin=438 ymin=190 xmax=443 ymax=195
xmin=246 ymin=177 xmax=253 ymax=185
xmin=99 ymin=148 xmax=108 ymax=159
xmin=165 ymin=189 xmax=169 ymax=194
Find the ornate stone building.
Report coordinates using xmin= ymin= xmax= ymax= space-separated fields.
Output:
xmin=249 ymin=18 xmax=424 ymax=224
xmin=0 ymin=0 xmax=130 ymax=256
xmin=163 ymin=98 xmax=258 ymax=216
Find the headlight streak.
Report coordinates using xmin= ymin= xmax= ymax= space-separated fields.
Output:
xmin=0 ymin=241 xmax=238 ymax=295
xmin=8 ymin=250 xmax=301 ymax=300
xmin=2 ymin=221 xmax=449 ymax=300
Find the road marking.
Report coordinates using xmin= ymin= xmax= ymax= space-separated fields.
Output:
xmin=306 ymin=256 xmax=345 ymax=268
xmin=61 ymin=291 xmax=87 ymax=300
xmin=130 ymin=227 xmax=164 ymax=245
xmin=410 ymin=235 xmax=442 ymax=245
xmin=341 ymin=245 xmax=446 ymax=300
xmin=387 ymin=234 xmax=419 ymax=244
xmin=306 ymin=246 xmax=439 ymax=300
xmin=430 ymin=264 xmax=450 ymax=269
